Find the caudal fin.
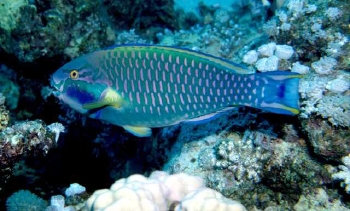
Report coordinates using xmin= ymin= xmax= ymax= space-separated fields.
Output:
xmin=258 ymin=71 xmax=302 ymax=115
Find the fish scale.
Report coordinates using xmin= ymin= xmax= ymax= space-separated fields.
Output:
xmin=101 ymin=48 xmax=263 ymax=127
xmin=51 ymin=45 xmax=301 ymax=137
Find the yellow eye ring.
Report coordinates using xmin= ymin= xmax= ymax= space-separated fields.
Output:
xmin=69 ymin=70 xmax=79 ymax=79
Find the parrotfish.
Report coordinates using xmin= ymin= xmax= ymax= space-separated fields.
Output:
xmin=51 ymin=45 xmax=301 ymax=137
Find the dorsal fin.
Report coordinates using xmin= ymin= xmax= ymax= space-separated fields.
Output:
xmin=104 ymin=44 xmax=250 ymax=74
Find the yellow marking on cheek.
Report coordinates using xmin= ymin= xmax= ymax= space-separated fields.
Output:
xmin=82 ymin=87 xmax=124 ymax=109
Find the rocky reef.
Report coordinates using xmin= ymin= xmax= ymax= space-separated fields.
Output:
xmin=0 ymin=93 xmax=58 ymax=194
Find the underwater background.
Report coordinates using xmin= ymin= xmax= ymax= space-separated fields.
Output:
xmin=0 ymin=0 xmax=349 ymax=210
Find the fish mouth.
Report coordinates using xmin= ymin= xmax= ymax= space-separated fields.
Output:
xmin=49 ymin=77 xmax=65 ymax=100
xmin=50 ymin=79 xmax=61 ymax=97
xmin=50 ymin=74 xmax=65 ymax=92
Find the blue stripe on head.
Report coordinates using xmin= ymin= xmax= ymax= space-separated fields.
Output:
xmin=66 ymin=85 xmax=95 ymax=105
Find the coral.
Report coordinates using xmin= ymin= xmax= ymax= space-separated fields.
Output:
xmin=299 ymin=72 xmax=350 ymax=127
xmin=326 ymin=77 xmax=350 ymax=93
xmin=332 ymin=154 xmax=350 ymax=194
xmin=257 ymin=42 xmax=276 ymax=57
xmin=287 ymin=0 xmax=305 ymax=18
xmin=291 ymin=62 xmax=310 ymax=74
xmin=262 ymin=0 xmax=349 ymax=70
xmin=0 ymin=93 xmax=10 ymax=131
xmin=0 ymin=0 xmax=27 ymax=31
xmin=0 ymin=0 xmax=114 ymax=62
xmin=242 ymin=42 xmax=295 ymax=72
xmin=0 ymin=74 xmax=20 ymax=110
xmin=311 ymin=56 xmax=337 ymax=75
xmin=158 ymin=5 xmax=264 ymax=63
xmin=0 ymin=120 xmax=58 ymax=192
xmin=326 ymin=7 xmax=343 ymax=21
xmin=86 ymin=171 xmax=246 ymax=211
xmin=302 ymin=117 xmax=350 ymax=161
xmin=255 ymin=56 xmax=279 ymax=72
xmin=86 ymin=171 xmax=202 ymax=211
xmin=46 ymin=195 xmax=75 ymax=211
xmin=269 ymin=0 xmax=350 ymax=135
xmin=275 ymin=44 xmax=294 ymax=60
xmin=161 ymin=112 xmax=276 ymax=208
xmin=174 ymin=188 xmax=246 ymax=211
xmin=160 ymin=108 xmax=334 ymax=209
xmin=64 ymin=192 xmax=88 ymax=211
xmin=262 ymin=19 xmax=278 ymax=37
xmin=47 ymin=122 xmax=65 ymax=143
xmin=242 ymin=50 xmax=258 ymax=65
xmin=0 ymin=93 xmax=5 ymax=105
xmin=316 ymin=94 xmax=350 ymax=127
xmin=293 ymin=188 xmax=350 ymax=211
xmin=87 ymin=173 xmax=169 ymax=210
xmin=6 ymin=190 xmax=48 ymax=211
xmin=263 ymin=140 xmax=331 ymax=194
xmin=65 ymin=183 xmax=86 ymax=197
xmin=114 ymin=29 xmax=148 ymax=45
xmin=214 ymin=131 xmax=271 ymax=185
xmin=104 ymin=0 xmax=177 ymax=35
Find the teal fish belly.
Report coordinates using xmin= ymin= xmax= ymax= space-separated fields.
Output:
xmin=92 ymin=46 xmax=282 ymax=128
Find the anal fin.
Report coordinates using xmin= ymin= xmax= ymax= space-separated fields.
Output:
xmin=123 ymin=125 xmax=152 ymax=137
xmin=82 ymin=87 xmax=124 ymax=110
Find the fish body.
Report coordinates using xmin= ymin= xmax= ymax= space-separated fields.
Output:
xmin=51 ymin=45 xmax=301 ymax=137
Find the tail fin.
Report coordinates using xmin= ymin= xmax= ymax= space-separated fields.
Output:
xmin=258 ymin=71 xmax=302 ymax=115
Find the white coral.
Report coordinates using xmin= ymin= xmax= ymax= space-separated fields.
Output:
xmin=326 ymin=7 xmax=342 ymax=21
xmin=86 ymin=171 xmax=246 ymax=211
xmin=311 ymin=56 xmax=337 ymax=75
xmin=47 ymin=123 xmax=65 ymax=143
xmin=242 ymin=50 xmax=258 ymax=65
xmin=332 ymin=154 xmax=350 ymax=194
xmin=275 ymin=45 xmax=294 ymax=60
xmin=65 ymin=183 xmax=86 ymax=197
xmin=257 ymin=42 xmax=276 ymax=57
xmin=291 ymin=62 xmax=309 ymax=74
xmin=326 ymin=77 xmax=350 ymax=93
xmin=255 ymin=56 xmax=279 ymax=72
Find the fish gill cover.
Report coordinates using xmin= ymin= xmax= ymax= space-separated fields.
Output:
xmin=0 ymin=0 xmax=349 ymax=211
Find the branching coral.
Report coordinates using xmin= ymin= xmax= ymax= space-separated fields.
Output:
xmin=47 ymin=122 xmax=65 ymax=143
xmin=6 ymin=190 xmax=47 ymax=211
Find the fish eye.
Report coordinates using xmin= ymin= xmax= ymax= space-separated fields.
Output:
xmin=69 ymin=70 xmax=79 ymax=79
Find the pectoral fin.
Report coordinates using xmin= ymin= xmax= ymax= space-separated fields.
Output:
xmin=83 ymin=87 xmax=124 ymax=110
xmin=123 ymin=125 xmax=152 ymax=137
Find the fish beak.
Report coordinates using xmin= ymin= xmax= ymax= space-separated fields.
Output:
xmin=50 ymin=76 xmax=58 ymax=88
xmin=49 ymin=76 xmax=64 ymax=99
xmin=50 ymin=73 xmax=65 ymax=93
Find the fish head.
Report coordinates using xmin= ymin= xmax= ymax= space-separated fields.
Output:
xmin=51 ymin=54 xmax=108 ymax=114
